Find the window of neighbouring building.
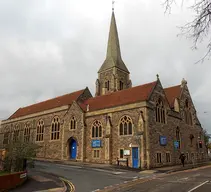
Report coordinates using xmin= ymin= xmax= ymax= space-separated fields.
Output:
xmin=119 ymin=116 xmax=133 ymax=136
xmin=156 ymin=153 xmax=162 ymax=163
xmin=155 ymin=98 xmax=166 ymax=124
xmin=70 ymin=116 xmax=76 ymax=130
xmin=166 ymin=153 xmax=171 ymax=163
xmin=92 ymin=120 xmax=102 ymax=138
xmin=119 ymin=149 xmax=124 ymax=158
xmin=51 ymin=116 xmax=60 ymax=140
xmin=93 ymin=150 xmax=100 ymax=158
xmin=36 ymin=119 xmax=44 ymax=141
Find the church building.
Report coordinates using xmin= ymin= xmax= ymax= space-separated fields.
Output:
xmin=0 ymin=10 xmax=207 ymax=169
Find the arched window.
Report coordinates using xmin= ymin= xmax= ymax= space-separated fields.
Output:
xmin=176 ymin=127 xmax=181 ymax=149
xmin=36 ymin=119 xmax=44 ymax=141
xmin=156 ymin=98 xmax=166 ymax=123
xmin=92 ymin=120 xmax=102 ymax=138
xmin=51 ymin=116 xmax=60 ymax=140
xmin=24 ymin=122 xmax=31 ymax=142
xmin=3 ymin=126 xmax=9 ymax=144
xmin=119 ymin=116 xmax=133 ymax=136
xmin=13 ymin=124 xmax=20 ymax=142
xmin=119 ymin=81 xmax=124 ymax=90
xmin=184 ymin=99 xmax=193 ymax=125
xmin=70 ymin=116 xmax=76 ymax=130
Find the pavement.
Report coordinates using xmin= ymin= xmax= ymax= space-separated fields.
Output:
xmin=102 ymin=165 xmax=211 ymax=192
xmin=11 ymin=159 xmax=211 ymax=192
xmin=10 ymin=170 xmax=66 ymax=192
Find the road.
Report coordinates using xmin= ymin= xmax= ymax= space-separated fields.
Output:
xmin=110 ymin=166 xmax=211 ymax=192
xmin=34 ymin=161 xmax=153 ymax=192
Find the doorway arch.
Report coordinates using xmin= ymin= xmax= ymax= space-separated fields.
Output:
xmin=68 ymin=138 xmax=77 ymax=159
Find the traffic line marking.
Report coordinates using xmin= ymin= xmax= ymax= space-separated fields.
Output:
xmin=59 ymin=177 xmax=75 ymax=192
xmin=187 ymin=180 xmax=209 ymax=192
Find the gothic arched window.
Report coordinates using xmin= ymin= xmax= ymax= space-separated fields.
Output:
xmin=36 ymin=119 xmax=44 ymax=141
xmin=119 ymin=116 xmax=133 ymax=136
xmin=70 ymin=116 xmax=76 ymax=130
xmin=3 ymin=126 xmax=9 ymax=145
xmin=24 ymin=122 xmax=31 ymax=142
xmin=156 ymin=98 xmax=166 ymax=123
xmin=51 ymin=116 xmax=60 ymax=140
xmin=176 ymin=127 xmax=181 ymax=149
xmin=13 ymin=124 xmax=20 ymax=142
xmin=184 ymin=99 xmax=193 ymax=125
xmin=92 ymin=120 xmax=102 ymax=138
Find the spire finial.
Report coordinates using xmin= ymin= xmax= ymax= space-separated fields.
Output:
xmin=112 ymin=0 xmax=115 ymax=12
xmin=156 ymin=74 xmax=159 ymax=80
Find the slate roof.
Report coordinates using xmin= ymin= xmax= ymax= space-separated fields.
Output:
xmin=8 ymin=89 xmax=85 ymax=120
xmin=80 ymin=81 xmax=157 ymax=112
xmin=164 ymin=85 xmax=181 ymax=108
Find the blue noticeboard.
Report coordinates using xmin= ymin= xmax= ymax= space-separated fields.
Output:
xmin=160 ymin=136 xmax=167 ymax=146
xmin=91 ymin=140 xmax=101 ymax=148
xmin=174 ymin=141 xmax=179 ymax=149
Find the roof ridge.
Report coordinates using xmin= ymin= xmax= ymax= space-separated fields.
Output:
xmin=164 ymin=84 xmax=180 ymax=89
xmin=20 ymin=88 xmax=85 ymax=109
xmin=84 ymin=81 xmax=157 ymax=102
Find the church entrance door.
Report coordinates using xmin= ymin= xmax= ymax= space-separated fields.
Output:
xmin=69 ymin=138 xmax=77 ymax=159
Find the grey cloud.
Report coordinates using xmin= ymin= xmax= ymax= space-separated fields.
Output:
xmin=0 ymin=0 xmax=210 ymax=133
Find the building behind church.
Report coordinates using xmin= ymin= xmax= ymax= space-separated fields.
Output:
xmin=0 ymin=11 xmax=208 ymax=169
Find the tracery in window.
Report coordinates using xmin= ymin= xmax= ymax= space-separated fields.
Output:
xmin=36 ymin=119 xmax=44 ymax=141
xmin=119 ymin=116 xmax=133 ymax=136
xmin=70 ymin=116 xmax=76 ymax=130
xmin=91 ymin=120 xmax=102 ymax=138
xmin=24 ymin=122 xmax=31 ymax=142
xmin=51 ymin=116 xmax=60 ymax=140
xmin=156 ymin=98 xmax=166 ymax=123
xmin=13 ymin=124 xmax=20 ymax=142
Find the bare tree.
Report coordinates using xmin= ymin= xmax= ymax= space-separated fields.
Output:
xmin=163 ymin=0 xmax=211 ymax=62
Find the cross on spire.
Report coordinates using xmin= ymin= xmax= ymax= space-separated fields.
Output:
xmin=112 ymin=0 xmax=115 ymax=12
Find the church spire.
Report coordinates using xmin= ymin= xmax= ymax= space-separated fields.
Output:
xmin=98 ymin=11 xmax=129 ymax=73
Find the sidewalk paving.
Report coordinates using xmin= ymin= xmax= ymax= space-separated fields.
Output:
xmin=10 ymin=169 xmax=66 ymax=192
xmin=35 ymin=157 xmax=211 ymax=174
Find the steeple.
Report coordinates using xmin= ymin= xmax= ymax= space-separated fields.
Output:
xmin=98 ymin=11 xmax=129 ymax=73
xmin=95 ymin=10 xmax=131 ymax=96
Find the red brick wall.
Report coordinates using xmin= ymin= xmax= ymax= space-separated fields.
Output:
xmin=0 ymin=170 xmax=27 ymax=191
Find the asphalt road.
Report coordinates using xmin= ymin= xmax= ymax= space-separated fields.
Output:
xmin=115 ymin=166 xmax=211 ymax=192
xmin=34 ymin=161 xmax=153 ymax=192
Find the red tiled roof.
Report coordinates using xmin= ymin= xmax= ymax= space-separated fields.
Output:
xmin=8 ymin=89 xmax=85 ymax=120
xmin=164 ymin=85 xmax=181 ymax=107
xmin=80 ymin=81 xmax=157 ymax=112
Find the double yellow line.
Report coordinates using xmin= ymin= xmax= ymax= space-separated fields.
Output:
xmin=60 ymin=177 xmax=75 ymax=192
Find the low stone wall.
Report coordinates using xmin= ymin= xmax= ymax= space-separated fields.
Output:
xmin=0 ymin=170 xmax=27 ymax=192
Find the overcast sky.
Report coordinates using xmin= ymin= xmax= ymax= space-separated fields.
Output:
xmin=0 ymin=0 xmax=210 ymax=132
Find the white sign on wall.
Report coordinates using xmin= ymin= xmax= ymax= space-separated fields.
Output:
xmin=124 ymin=150 xmax=130 ymax=156
xmin=20 ymin=173 xmax=27 ymax=179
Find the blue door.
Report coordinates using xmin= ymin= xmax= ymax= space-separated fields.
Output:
xmin=132 ymin=147 xmax=139 ymax=168
xmin=69 ymin=139 xmax=77 ymax=159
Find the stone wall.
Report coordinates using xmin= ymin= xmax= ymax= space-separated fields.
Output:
xmin=147 ymin=81 xmax=207 ymax=168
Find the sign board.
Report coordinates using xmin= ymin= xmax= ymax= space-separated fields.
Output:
xmin=20 ymin=173 xmax=27 ymax=179
xmin=174 ymin=141 xmax=179 ymax=149
xmin=91 ymin=140 xmax=101 ymax=148
xmin=124 ymin=150 xmax=130 ymax=156
xmin=160 ymin=136 xmax=167 ymax=146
